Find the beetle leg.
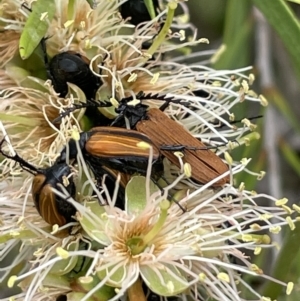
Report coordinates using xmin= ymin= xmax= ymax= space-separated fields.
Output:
xmin=160 ymin=174 xmax=171 ymax=185
xmin=0 ymin=139 xmax=38 ymax=175
xmin=40 ymin=37 xmax=56 ymax=84
xmin=110 ymin=112 xmax=125 ymax=126
xmin=159 ymin=139 xmax=236 ymax=152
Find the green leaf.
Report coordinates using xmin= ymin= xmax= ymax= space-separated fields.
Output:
xmin=233 ymin=124 xmax=265 ymax=191
xmin=41 ymin=274 xmax=70 ymax=290
xmin=70 ymin=276 xmax=116 ymax=301
xmin=97 ymin=265 xmax=127 ymax=287
xmin=214 ymin=0 xmax=252 ymax=69
xmin=140 ymin=264 xmax=189 ymax=296
xmin=268 ymin=87 xmax=300 ymax=134
xmin=287 ymin=0 xmax=300 ymax=3
xmin=19 ymin=0 xmax=56 ymax=59
xmin=66 ymin=292 xmax=93 ymax=301
xmin=252 ymin=0 xmax=300 ymax=81
xmin=125 ymin=176 xmax=160 ymax=214
xmin=96 ymin=85 xmax=118 ymax=121
xmin=279 ymin=139 xmax=300 ymax=177
xmin=0 ymin=227 xmax=51 ymax=244
xmin=223 ymin=0 xmax=252 ymax=41
xmin=5 ymin=65 xmax=48 ymax=91
xmin=79 ymin=200 xmax=109 ymax=245
xmin=263 ymin=223 xmax=300 ymax=299
xmin=50 ymin=241 xmax=80 ymax=275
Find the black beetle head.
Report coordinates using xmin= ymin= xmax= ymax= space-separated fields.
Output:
xmin=120 ymin=0 xmax=159 ymax=26
xmin=49 ymin=52 xmax=101 ymax=99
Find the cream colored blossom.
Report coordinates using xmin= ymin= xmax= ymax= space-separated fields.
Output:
xmin=0 ymin=1 xmax=296 ymax=301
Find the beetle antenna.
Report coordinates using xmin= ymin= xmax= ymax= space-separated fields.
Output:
xmin=52 ymin=102 xmax=90 ymax=122
xmin=211 ymin=115 xmax=264 ymax=129
xmin=151 ymin=176 xmax=186 ymax=212
xmin=160 ymin=140 xmax=237 ymax=152
xmin=119 ymin=92 xmax=189 ymax=109
xmin=21 ymin=2 xmax=32 ymax=12
xmin=54 ymin=91 xmax=190 ymax=124
xmin=52 ymin=100 xmax=112 ymax=123
xmin=0 ymin=138 xmax=38 ymax=175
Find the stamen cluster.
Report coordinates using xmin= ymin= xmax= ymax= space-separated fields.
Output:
xmin=0 ymin=1 xmax=296 ymax=301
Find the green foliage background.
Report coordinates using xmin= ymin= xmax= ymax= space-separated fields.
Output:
xmin=187 ymin=0 xmax=300 ymax=299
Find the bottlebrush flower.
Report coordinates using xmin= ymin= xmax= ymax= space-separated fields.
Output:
xmin=0 ymin=1 xmax=296 ymax=301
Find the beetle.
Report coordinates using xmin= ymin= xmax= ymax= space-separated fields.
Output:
xmin=40 ymin=38 xmax=113 ymax=127
xmin=0 ymin=139 xmax=76 ymax=226
xmin=56 ymin=126 xmax=164 ymax=179
xmin=47 ymin=51 xmax=101 ymax=100
xmin=55 ymin=127 xmax=173 ymax=208
xmin=193 ymin=86 xmax=210 ymax=99
xmin=120 ymin=0 xmax=159 ymax=26
xmin=40 ymin=38 xmax=101 ymax=100
xmin=21 ymin=5 xmax=101 ymax=102
xmin=109 ymin=93 xmax=230 ymax=186
xmin=53 ymin=93 xmax=229 ymax=186
xmin=56 ymin=126 xmax=186 ymax=211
